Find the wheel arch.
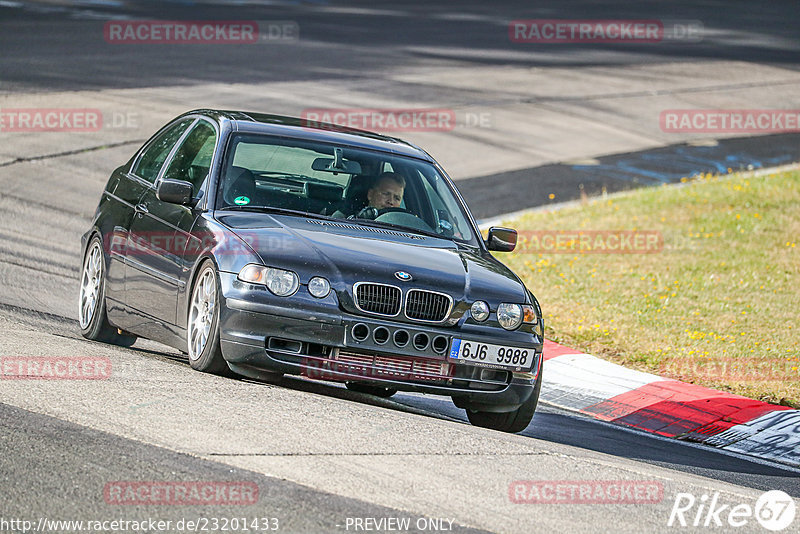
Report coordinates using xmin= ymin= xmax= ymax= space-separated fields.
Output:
xmin=81 ymin=228 xmax=104 ymax=265
xmin=181 ymin=254 xmax=222 ymax=329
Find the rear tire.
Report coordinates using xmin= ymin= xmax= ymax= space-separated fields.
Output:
xmin=187 ymin=261 xmax=231 ymax=376
xmin=79 ymin=236 xmax=137 ymax=347
xmin=466 ymin=360 xmax=543 ymax=433
xmin=346 ymin=382 xmax=398 ymax=398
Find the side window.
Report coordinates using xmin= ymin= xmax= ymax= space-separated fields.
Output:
xmin=162 ymin=120 xmax=217 ymax=193
xmin=132 ymin=119 xmax=194 ymax=183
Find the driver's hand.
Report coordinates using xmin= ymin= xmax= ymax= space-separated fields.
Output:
xmin=354 ymin=207 xmax=379 ymax=220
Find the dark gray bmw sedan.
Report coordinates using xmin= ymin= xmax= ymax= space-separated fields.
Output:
xmin=79 ymin=109 xmax=545 ymax=432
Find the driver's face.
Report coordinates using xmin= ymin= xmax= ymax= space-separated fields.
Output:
xmin=367 ymin=179 xmax=404 ymax=209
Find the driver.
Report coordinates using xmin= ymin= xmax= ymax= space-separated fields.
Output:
xmin=352 ymin=172 xmax=405 ymax=219
xmin=367 ymin=172 xmax=405 ymax=209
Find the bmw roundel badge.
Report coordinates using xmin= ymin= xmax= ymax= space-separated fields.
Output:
xmin=395 ymin=271 xmax=413 ymax=282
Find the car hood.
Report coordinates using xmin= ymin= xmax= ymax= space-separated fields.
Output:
xmin=217 ymin=212 xmax=529 ymax=305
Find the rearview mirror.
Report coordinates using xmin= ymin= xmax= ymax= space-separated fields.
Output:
xmin=311 ymin=148 xmax=362 ymax=174
xmin=486 ymin=227 xmax=517 ymax=252
xmin=157 ymin=178 xmax=195 ymax=206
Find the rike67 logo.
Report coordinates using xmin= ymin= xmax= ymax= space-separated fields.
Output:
xmin=668 ymin=490 xmax=796 ymax=531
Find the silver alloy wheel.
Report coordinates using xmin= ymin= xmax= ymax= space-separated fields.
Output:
xmin=78 ymin=241 xmax=103 ymax=329
xmin=188 ymin=268 xmax=216 ymax=360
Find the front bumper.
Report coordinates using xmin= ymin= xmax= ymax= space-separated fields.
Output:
xmin=217 ymin=273 xmax=542 ymax=411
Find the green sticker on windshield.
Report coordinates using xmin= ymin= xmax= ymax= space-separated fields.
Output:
xmin=234 ymin=196 xmax=250 ymax=205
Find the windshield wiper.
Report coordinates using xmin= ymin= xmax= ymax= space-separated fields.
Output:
xmin=219 ymin=205 xmax=333 ymax=221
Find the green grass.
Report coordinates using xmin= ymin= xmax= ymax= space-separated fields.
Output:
xmin=500 ymin=169 xmax=800 ymax=407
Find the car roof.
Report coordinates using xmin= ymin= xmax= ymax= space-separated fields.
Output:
xmin=183 ymin=109 xmax=436 ymax=162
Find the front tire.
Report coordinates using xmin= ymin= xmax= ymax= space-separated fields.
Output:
xmin=346 ymin=382 xmax=398 ymax=398
xmin=187 ymin=261 xmax=231 ymax=376
xmin=466 ymin=362 xmax=543 ymax=433
xmin=79 ymin=236 xmax=137 ymax=347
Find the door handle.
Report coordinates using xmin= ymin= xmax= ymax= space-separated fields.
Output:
xmin=135 ymin=203 xmax=149 ymax=214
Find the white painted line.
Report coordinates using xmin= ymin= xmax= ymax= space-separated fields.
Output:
xmin=539 ymin=401 xmax=800 ymax=474
xmin=541 ymin=353 xmax=667 ymax=411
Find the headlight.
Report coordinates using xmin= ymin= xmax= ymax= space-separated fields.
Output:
xmin=308 ymin=276 xmax=331 ymax=298
xmin=238 ymin=264 xmax=298 ymax=297
xmin=470 ymin=300 xmax=490 ymax=322
xmin=497 ymin=303 xmax=523 ymax=330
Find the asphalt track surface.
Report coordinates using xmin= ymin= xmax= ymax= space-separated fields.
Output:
xmin=0 ymin=1 xmax=799 ymax=533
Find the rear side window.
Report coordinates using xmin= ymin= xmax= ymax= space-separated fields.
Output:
xmin=132 ymin=119 xmax=194 ymax=183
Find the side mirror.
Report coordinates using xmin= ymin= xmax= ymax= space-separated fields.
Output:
xmin=486 ymin=227 xmax=517 ymax=252
xmin=157 ymin=178 xmax=195 ymax=206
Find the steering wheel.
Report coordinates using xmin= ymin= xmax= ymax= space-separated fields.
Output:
xmin=376 ymin=208 xmax=434 ymax=233
xmin=376 ymin=207 xmax=411 ymax=217
xmin=351 ymin=206 xmax=432 ymax=233
xmin=353 ymin=206 xmax=410 ymax=220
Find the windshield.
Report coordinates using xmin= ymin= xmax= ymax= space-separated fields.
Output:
xmin=217 ymin=134 xmax=478 ymax=245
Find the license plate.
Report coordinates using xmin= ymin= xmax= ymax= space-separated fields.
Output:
xmin=448 ymin=339 xmax=534 ymax=371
